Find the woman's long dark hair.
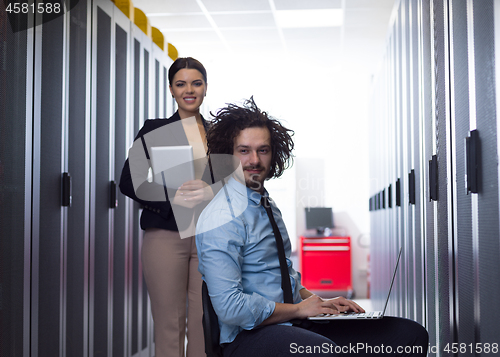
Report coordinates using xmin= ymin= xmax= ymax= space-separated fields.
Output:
xmin=207 ymin=97 xmax=294 ymax=179
xmin=168 ymin=57 xmax=207 ymax=84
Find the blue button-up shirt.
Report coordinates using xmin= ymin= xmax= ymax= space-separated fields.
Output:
xmin=196 ymin=177 xmax=303 ymax=344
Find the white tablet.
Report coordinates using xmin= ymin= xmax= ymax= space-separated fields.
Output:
xmin=150 ymin=146 xmax=195 ymax=189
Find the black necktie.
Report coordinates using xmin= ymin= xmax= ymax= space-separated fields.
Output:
xmin=261 ymin=196 xmax=293 ymax=304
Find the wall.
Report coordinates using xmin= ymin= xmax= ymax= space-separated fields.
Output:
xmin=203 ymin=52 xmax=373 ymax=299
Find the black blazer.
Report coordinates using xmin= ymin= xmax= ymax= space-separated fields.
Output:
xmin=119 ymin=111 xmax=213 ymax=231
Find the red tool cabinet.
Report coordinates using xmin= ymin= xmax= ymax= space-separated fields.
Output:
xmin=299 ymin=236 xmax=352 ymax=295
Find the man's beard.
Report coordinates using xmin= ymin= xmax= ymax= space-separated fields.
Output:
xmin=244 ymin=166 xmax=266 ymax=192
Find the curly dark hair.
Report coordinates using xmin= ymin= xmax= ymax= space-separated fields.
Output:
xmin=207 ymin=97 xmax=294 ymax=179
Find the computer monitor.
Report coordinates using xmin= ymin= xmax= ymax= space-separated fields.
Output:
xmin=305 ymin=207 xmax=334 ymax=235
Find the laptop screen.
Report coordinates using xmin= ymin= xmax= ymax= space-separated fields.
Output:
xmin=382 ymin=248 xmax=403 ymax=315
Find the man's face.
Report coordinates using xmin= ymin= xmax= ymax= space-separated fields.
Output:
xmin=233 ymin=127 xmax=272 ymax=193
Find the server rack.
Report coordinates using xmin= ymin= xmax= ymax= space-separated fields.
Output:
xmin=370 ymin=0 xmax=500 ymax=356
xmin=0 ymin=4 xmax=34 ymax=357
xmin=0 ymin=0 xmax=173 ymax=355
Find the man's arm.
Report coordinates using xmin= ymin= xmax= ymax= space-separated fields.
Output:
xmin=300 ymin=288 xmax=314 ymax=300
xmin=197 ymin=210 xmax=276 ymax=329
xmin=259 ymin=294 xmax=333 ymax=325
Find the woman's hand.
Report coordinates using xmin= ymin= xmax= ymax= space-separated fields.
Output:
xmin=172 ymin=179 xmax=214 ymax=208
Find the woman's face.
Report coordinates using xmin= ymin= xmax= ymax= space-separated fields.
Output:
xmin=169 ymin=68 xmax=207 ymax=118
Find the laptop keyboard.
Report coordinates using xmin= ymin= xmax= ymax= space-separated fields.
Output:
xmin=352 ymin=311 xmax=375 ymax=318
xmin=314 ymin=311 xmax=378 ymax=318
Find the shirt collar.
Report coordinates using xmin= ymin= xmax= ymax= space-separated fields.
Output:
xmin=226 ymin=176 xmax=268 ymax=205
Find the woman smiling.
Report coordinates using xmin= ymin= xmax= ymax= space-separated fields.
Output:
xmin=120 ymin=57 xmax=212 ymax=357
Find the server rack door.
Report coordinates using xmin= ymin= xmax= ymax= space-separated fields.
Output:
xmin=163 ymin=65 xmax=167 ymax=118
xmin=91 ymin=0 xmax=115 ymax=355
xmin=156 ymin=58 xmax=160 ymax=118
xmin=381 ymin=59 xmax=390 ymax=306
xmin=153 ymin=51 xmax=160 ymax=118
xmin=388 ymin=31 xmax=398 ymax=315
xmin=113 ymin=7 xmax=131 ymax=357
xmin=121 ymin=67 xmax=134 ymax=356
xmin=129 ymin=24 xmax=154 ymax=357
xmin=418 ymin=0 xmax=434 ymax=331
xmin=448 ymin=0 xmax=476 ymax=354
xmin=423 ymin=1 xmax=440 ymax=354
xmin=151 ymin=44 xmax=171 ymax=119
xmin=0 ymin=5 xmax=33 ymax=357
xmin=404 ymin=0 xmax=416 ymax=322
xmin=388 ymin=30 xmax=396 ymax=314
xmin=142 ymin=38 xmax=154 ymax=355
xmin=163 ymin=61 xmax=175 ymax=118
xmin=65 ymin=0 xmax=91 ymax=355
xmin=33 ymin=9 xmax=67 ymax=356
xmin=130 ymin=31 xmax=143 ymax=357
xmin=381 ymin=43 xmax=393 ymax=313
xmin=368 ymin=56 xmax=379 ymax=307
xmin=389 ymin=29 xmax=399 ymax=316
xmin=376 ymin=33 xmax=390 ymax=308
xmin=409 ymin=0 xmax=425 ymax=327
xmin=432 ymin=0 xmax=455 ymax=352
xmin=370 ymin=29 xmax=392 ymax=314
xmin=472 ymin=0 xmax=500 ymax=348
xmin=129 ymin=34 xmax=142 ymax=357
xmin=396 ymin=1 xmax=406 ymax=318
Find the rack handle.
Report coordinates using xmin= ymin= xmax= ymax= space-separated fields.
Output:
xmin=409 ymin=170 xmax=416 ymax=205
xmin=110 ymin=180 xmax=118 ymax=208
xmin=465 ymin=130 xmax=480 ymax=194
xmin=62 ymin=172 xmax=72 ymax=207
xmin=396 ymin=178 xmax=401 ymax=207
xmin=429 ymin=155 xmax=438 ymax=201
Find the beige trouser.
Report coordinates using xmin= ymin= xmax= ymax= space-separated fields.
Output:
xmin=142 ymin=228 xmax=204 ymax=357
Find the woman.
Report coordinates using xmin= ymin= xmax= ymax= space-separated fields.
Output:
xmin=120 ymin=57 xmax=213 ymax=357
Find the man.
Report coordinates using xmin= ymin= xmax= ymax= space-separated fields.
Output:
xmin=196 ymin=98 xmax=428 ymax=357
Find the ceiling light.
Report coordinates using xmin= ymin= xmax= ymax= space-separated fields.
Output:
xmin=275 ymin=9 xmax=343 ymax=28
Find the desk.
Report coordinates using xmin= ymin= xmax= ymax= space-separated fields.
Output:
xmin=299 ymin=236 xmax=353 ymax=297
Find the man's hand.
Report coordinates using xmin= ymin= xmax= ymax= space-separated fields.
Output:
xmin=296 ymin=294 xmax=365 ymax=319
xmin=172 ymin=179 xmax=214 ymax=208
xmin=260 ymin=294 xmax=365 ymax=326
xmin=296 ymin=294 xmax=338 ymax=318
xmin=322 ymin=296 xmax=365 ymax=314
xmin=298 ymin=288 xmax=365 ymax=316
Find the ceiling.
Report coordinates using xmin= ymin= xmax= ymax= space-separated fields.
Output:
xmin=133 ymin=0 xmax=396 ymax=74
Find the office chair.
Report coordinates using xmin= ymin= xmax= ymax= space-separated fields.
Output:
xmin=202 ymin=280 xmax=223 ymax=357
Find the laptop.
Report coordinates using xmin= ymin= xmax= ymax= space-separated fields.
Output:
xmin=150 ymin=145 xmax=195 ymax=189
xmin=308 ymin=248 xmax=402 ymax=320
